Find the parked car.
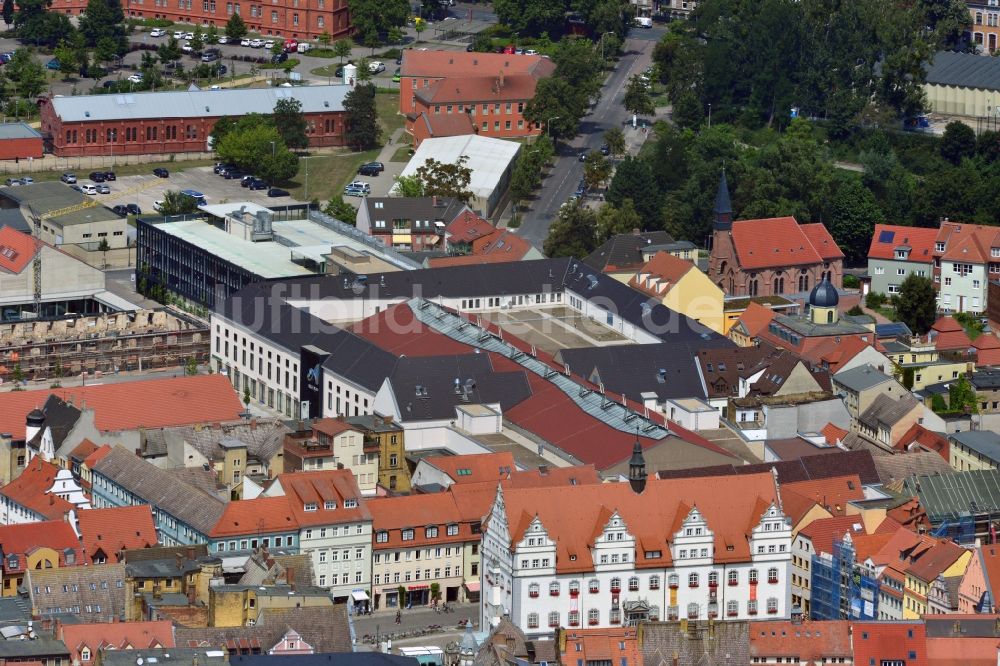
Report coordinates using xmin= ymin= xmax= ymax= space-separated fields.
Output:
xmin=250 ymin=38 xmax=264 ymax=48
xmin=185 ymin=32 xmax=195 ymax=39
xmin=579 ymin=151 xmax=588 ymax=162
xmin=600 ymin=143 xmax=610 ymax=156
xmin=284 ymin=39 xmax=298 ymax=52
xmin=128 ymin=73 xmax=143 ymax=84
xmin=150 ymin=28 xmax=166 ymax=37
xmin=241 ymin=175 xmax=256 ymax=187
xmin=344 ymin=184 xmax=368 ymax=197
xmin=263 ymin=40 xmax=275 ymax=49
xmin=173 ymin=30 xmax=185 ymax=39
xmin=214 ymin=64 xmax=228 ymax=75
xmin=46 ymin=58 xmax=60 ymax=70
xmin=335 ymin=64 xmax=346 ymax=77
xmin=153 ymin=167 xmax=169 ymax=178
xmin=296 ymin=42 xmax=312 ymax=53
xmin=503 ymin=44 xmax=515 ymax=54
xmin=347 ymin=180 xmax=371 ymax=192
xmin=104 ymin=171 xmax=116 ymax=181
xmin=112 ymin=204 xmax=129 ymax=217
xmin=153 ymin=200 xmax=164 ymax=212
xmin=267 ymin=187 xmax=290 ymax=197
xmin=20 ymin=177 xmax=33 ymax=184
xmin=69 ymin=184 xmax=83 ymax=192
xmin=80 ymin=184 xmax=98 ymax=195
xmin=60 ymin=172 xmax=77 ymax=184
xmin=574 ymin=179 xmax=587 ymax=197
xmin=96 ymin=184 xmax=110 ymax=194
xmin=248 ymin=178 xmax=268 ymax=190
xmin=4 ymin=178 xmax=21 ymax=186
xmin=357 ymin=161 xmax=384 ymax=176
xmin=224 ymin=169 xmax=245 ymax=180
xmin=271 ymin=51 xmax=288 ymax=64
xmin=634 ymin=16 xmax=653 ymax=27
xmin=102 ymin=80 xmax=117 ymax=89
xmin=368 ymin=60 xmax=385 ymax=73
xmin=181 ymin=42 xmax=194 ymax=53
xmin=88 ymin=171 xmax=106 ymax=182
xmin=126 ymin=203 xmax=141 ymax=215
xmin=180 ymin=189 xmax=207 ymax=205
xmin=201 ymin=49 xmax=221 ymax=62
xmin=240 ymin=38 xmax=252 ymax=46
xmin=393 ymin=67 xmax=400 ymax=82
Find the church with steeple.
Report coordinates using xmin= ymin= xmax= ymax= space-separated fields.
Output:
xmin=707 ymin=171 xmax=845 ymax=298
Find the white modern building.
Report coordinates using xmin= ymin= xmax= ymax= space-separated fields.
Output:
xmin=479 ymin=464 xmax=793 ymax=636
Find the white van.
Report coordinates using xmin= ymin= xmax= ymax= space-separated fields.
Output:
xmin=297 ymin=42 xmax=312 ymax=53
xmin=635 ymin=16 xmax=652 ymax=27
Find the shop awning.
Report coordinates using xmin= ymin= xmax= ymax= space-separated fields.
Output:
xmin=408 ymin=584 xmax=429 ymax=591
xmin=464 ymin=582 xmax=480 ymax=592
xmin=351 ymin=590 xmax=370 ymax=602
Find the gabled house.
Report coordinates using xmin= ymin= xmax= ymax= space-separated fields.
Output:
xmin=0 ymin=521 xmax=82 ymax=596
xmin=355 ymin=197 xmax=469 ymax=251
xmin=56 ymin=620 xmax=174 ymax=666
xmin=867 ymin=224 xmax=938 ymax=298
xmin=77 ymin=505 xmax=158 ymax=564
xmin=629 ymin=251 xmax=725 ymax=333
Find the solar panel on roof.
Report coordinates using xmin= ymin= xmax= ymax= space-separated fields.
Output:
xmin=878 ymin=230 xmax=895 ymax=243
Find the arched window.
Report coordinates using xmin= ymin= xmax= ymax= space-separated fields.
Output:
xmin=728 ymin=570 xmax=738 ymax=586
xmin=589 ymin=579 xmax=600 ymax=593
xmin=668 ymin=573 xmax=679 ymax=588
xmin=798 ymin=271 xmax=809 ymax=292
xmin=610 ymin=577 xmax=622 ymax=592
xmin=628 ymin=576 xmax=639 ymax=591
xmin=547 ymin=611 xmax=560 ymax=627
xmin=768 ymin=568 xmax=779 ymax=584
xmin=528 ymin=583 xmax=540 ymax=598
xmin=749 ymin=278 xmax=758 ymax=296
xmin=749 ymin=569 xmax=759 ymax=584
xmin=649 ymin=575 xmax=661 ymax=590
xmin=587 ymin=609 xmax=599 ymax=625
xmin=549 ymin=581 xmax=560 ymax=596
xmin=688 ymin=572 xmax=699 ymax=587
xmin=527 ymin=613 xmax=539 ymax=628
xmin=687 ymin=603 xmax=699 ymax=619
xmin=569 ymin=580 xmax=581 ymax=595
xmin=708 ymin=572 xmax=719 ymax=587
xmin=827 ymin=310 xmax=834 ymax=323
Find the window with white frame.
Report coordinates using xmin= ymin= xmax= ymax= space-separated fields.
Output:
xmin=527 ymin=613 xmax=539 ymax=628
xmin=649 ymin=575 xmax=660 ymax=590
xmin=628 ymin=576 xmax=639 ymax=591
xmin=727 ymin=600 xmax=738 ymax=616
xmin=728 ymin=570 xmax=738 ymax=585
xmin=548 ymin=611 xmax=559 ymax=627
xmin=767 ymin=597 xmax=778 ymax=613
xmin=687 ymin=603 xmax=699 ymax=619
xmin=587 ymin=609 xmax=599 ymax=625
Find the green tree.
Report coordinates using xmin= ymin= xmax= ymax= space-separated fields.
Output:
xmin=333 ymin=37 xmax=352 ymax=63
xmin=205 ymin=24 xmax=218 ymax=44
xmin=470 ymin=33 xmax=492 ymax=52
xmin=94 ymin=36 xmax=117 ymax=69
xmin=270 ymin=39 xmax=283 ymax=57
xmin=158 ymin=35 xmax=181 ymax=64
xmin=671 ymin=91 xmax=703 ymax=130
xmin=343 ymin=82 xmax=381 ymax=150
xmin=79 ymin=0 xmax=126 ymax=52
xmin=415 ymin=156 xmax=473 ymax=202
xmin=826 ymin=175 xmax=883 ymax=264
xmin=356 ymin=57 xmax=372 ymax=81
xmin=395 ymin=174 xmax=424 ymax=197
xmin=583 ymin=152 xmax=611 ymax=191
xmin=623 ymin=74 xmax=654 ymax=117
xmin=347 ymin=0 xmax=409 ymax=43
xmin=948 ymin=374 xmax=979 ymax=414
xmin=2 ymin=0 xmax=13 ymax=27
xmin=524 ymin=77 xmax=584 ymax=141
xmin=894 ymin=274 xmax=938 ymax=335
xmin=317 ymin=32 xmax=331 ymax=46
xmin=603 ymin=127 xmax=625 ymax=159
xmin=273 ymin=97 xmax=308 ymax=149
xmin=6 ymin=49 xmax=45 ymax=97
xmin=940 ymin=120 xmax=976 ymax=165
xmin=225 ymin=12 xmax=247 ymax=41
xmin=606 ymin=156 xmax=659 ymax=224
xmin=324 ymin=195 xmax=358 ymax=224
xmin=242 ymin=387 xmax=251 ymax=408
xmin=217 ymin=124 xmax=298 ymax=183
xmin=185 ymin=357 xmax=199 ymax=375
xmin=544 ymin=201 xmax=598 ymax=258
xmin=190 ymin=25 xmax=204 ymax=53
xmin=53 ymin=39 xmax=79 ymax=78
xmin=16 ymin=0 xmax=74 ymax=48
xmin=493 ymin=0 xmax=565 ymax=36
xmin=596 ymin=199 xmax=642 ymax=243
xmin=387 ymin=26 xmax=403 ymax=45
xmin=97 ymin=237 xmax=110 ymax=267
xmin=159 ymin=190 xmax=201 ymax=215
xmin=413 ymin=17 xmax=426 ymax=42
xmin=429 ymin=582 xmax=441 ymax=602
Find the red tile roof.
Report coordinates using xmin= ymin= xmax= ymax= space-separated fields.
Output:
xmin=0 ymin=520 xmax=81 ymax=572
xmin=57 ymin=620 xmax=174 ymax=665
xmin=277 ymin=468 xmax=372 ymax=527
xmin=629 ymin=251 xmax=695 ymax=298
xmin=819 ymin=337 xmax=877 ymax=372
xmin=77 ymin=505 xmax=158 ymax=564
xmin=0 ymin=458 xmax=74 ymax=520
xmin=896 ymin=423 xmax=950 ymax=460
xmin=422 ymin=452 xmax=516 ymax=484
xmin=0 ymin=226 xmax=39 ymax=274
xmin=401 ymin=51 xmax=555 ymax=79
xmin=368 ymin=492 xmax=471 ymax=549
xmin=749 ymin=620 xmax=851 ymax=660
xmin=730 ymin=217 xmax=837 ymax=270
xmin=83 ymin=444 xmax=112 ymax=468
xmin=211 ymin=496 xmax=298 ymax=538
xmin=979 ymin=545 xmax=1000 ymax=607
xmin=68 ymin=439 xmax=99 ymax=462
xmin=931 ymin=316 xmax=973 ymax=351
xmin=781 ymin=475 xmax=865 ymax=517
xmin=445 ymin=211 xmax=494 ymax=245
xmin=558 ymin=628 xmax=640 ymax=666
xmin=906 ymin=539 xmax=969 ymax=583
xmin=821 ymin=422 xmax=849 ymax=445
xmin=311 ymin=418 xmax=362 ymax=437
xmin=851 ymin=622 xmax=926 ymax=666
xmin=735 ymin=301 xmax=776 ymax=337
xmin=0 ymin=375 xmax=244 ymax=440
xmin=798 ymin=515 xmax=868 ymax=556
xmin=868 ymin=224 xmax=939 ymax=262
xmin=926 ymin=636 xmax=1000 ymax=665
xmin=973 ymin=333 xmax=1000 ymax=367
xmin=354 ymin=303 xmax=734 ymax=469
xmin=781 ymin=489 xmax=823 ymax=527
xmin=417 ymin=111 xmax=475 ymax=139
xmin=800 ymin=223 xmax=845 ymax=261
xmin=416 ymin=74 xmax=541 ymax=105
xmin=937 ymin=222 xmax=1000 ymax=264
xmin=430 ymin=230 xmax=535 ymax=267
xmin=497 ymin=472 xmax=779 ymax=573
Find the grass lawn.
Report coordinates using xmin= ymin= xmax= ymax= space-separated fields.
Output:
xmin=875 ymin=306 xmax=899 ymax=322
xmin=376 ymin=92 xmax=404 ymax=137
xmin=390 ymin=145 xmax=412 ymax=162
xmin=24 ymin=159 xmax=215 ymax=182
xmin=286 ymin=149 xmax=380 ymax=203
xmin=311 ymin=64 xmax=342 ymax=78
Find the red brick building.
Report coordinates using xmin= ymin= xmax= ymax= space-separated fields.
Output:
xmin=399 ymin=51 xmax=555 ymax=146
xmin=40 ymin=86 xmax=348 ymax=157
xmin=118 ymin=0 xmax=350 ymax=40
xmin=0 ymin=123 xmax=43 ymax=161
xmin=708 ymin=171 xmax=843 ymax=297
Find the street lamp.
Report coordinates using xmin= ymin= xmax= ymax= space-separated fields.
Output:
xmin=270 ymin=140 xmax=276 ymax=157
xmin=707 ymin=103 xmax=712 ymax=129
xmin=546 ymin=116 xmax=560 ymax=138
xmin=600 ymin=31 xmax=615 ymax=61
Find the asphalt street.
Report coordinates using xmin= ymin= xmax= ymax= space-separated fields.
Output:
xmin=517 ymin=25 xmax=666 ymax=249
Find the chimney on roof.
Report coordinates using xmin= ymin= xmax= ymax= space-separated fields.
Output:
xmin=382 ymin=415 xmax=393 ymax=425
xmin=286 ymin=567 xmax=295 ymax=592
xmin=212 ymin=422 xmax=221 ymax=430
xmin=187 ymin=546 xmax=195 ymax=561
xmin=432 ymin=195 xmax=438 ymax=207
xmin=175 ymin=553 xmax=184 ymax=570
xmin=538 ymin=464 xmax=548 ymax=476
xmin=498 ymin=70 xmax=504 ymax=89
xmin=250 ymin=419 xmax=257 ymax=431
xmin=187 ymin=586 xmax=196 ymax=605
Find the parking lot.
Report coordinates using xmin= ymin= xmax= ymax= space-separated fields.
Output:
xmin=79 ymin=165 xmax=301 ymax=216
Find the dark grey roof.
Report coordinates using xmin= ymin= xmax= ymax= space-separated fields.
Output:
xmin=832 ymin=364 xmax=894 ymax=393
xmin=176 ymin=606 xmax=352 ymax=654
xmin=858 ymin=392 xmax=920 ymax=429
xmin=556 ymin=339 xmax=733 ymax=403
xmin=390 ymin=354 xmax=532 ymax=421
xmin=0 ymin=181 xmax=88 ymax=215
xmin=809 ymin=276 xmax=839 ymax=307
xmin=971 ymin=368 xmax=1000 ymax=390
xmin=657 ymin=449 xmax=882 ymax=485
xmin=101 ymin=649 xmax=229 ymax=666
xmin=582 ymin=232 xmax=674 ymax=271
xmin=345 ymin=414 xmax=403 ymax=433
xmin=714 ymin=170 xmax=732 ymax=216
xmin=926 ymin=614 xmax=1000 ymax=637
xmin=27 ymin=563 xmax=126 ymax=623
xmin=234 ymin=655 xmax=417 ymax=666
xmin=126 ymin=557 xmax=203 ymax=578
xmin=773 ymin=311 xmax=870 ymax=337
xmin=0 ymin=123 xmax=41 ymax=140
xmin=92 ymin=445 xmax=225 ymax=534
xmin=39 ymin=395 xmax=82 ymax=449
xmin=872 ymin=451 xmax=953 ymax=485
xmin=0 ymin=596 xmax=31 ymax=623
xmin=641 ymin=620 xmax=749 ymax=666
xmin=876 ymin=322 xmax=913 ymax=338
xmin=0 ymin=634 xmax=69 ymax=659
xmin=949 ymin=430 xmax=1000 ymax=463
xmin=926 ymin=50 xmax=1000 ymax=91
xmin=143 ymin=420 xmax=290 ymax=466
xmin=903 ymin=469 xmax=1000 ymax=523
xmin=0 ymin=209 xmax=30 ymax=233
xmin=361 ymin=196 xmax=467 ymax=233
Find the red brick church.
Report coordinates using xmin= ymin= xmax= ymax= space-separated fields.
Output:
xmin=707 ymin=172 xmax=843 ymax=297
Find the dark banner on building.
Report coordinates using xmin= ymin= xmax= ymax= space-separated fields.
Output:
xmin=299 ymin=344 xmax=329 ymax=419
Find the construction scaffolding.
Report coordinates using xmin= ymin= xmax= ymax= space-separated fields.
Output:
xmin=0 ymin=309 xmax=210 ymax=380
xmin=931 ymin=513 xmax=977 ymax=545
xmin=811 ymin=536 xmax=880 ymax=621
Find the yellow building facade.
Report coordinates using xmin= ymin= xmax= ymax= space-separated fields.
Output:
xmin=902 ymin=549 xmax=971 ymax=619
xmin=630 ymin=251 xmax=725 ymax=334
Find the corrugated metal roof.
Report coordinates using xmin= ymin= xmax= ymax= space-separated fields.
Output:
xmin=926 ymin=50 xmax=1000 ymax=91
xmin=51 ymin=84 xmax=350 ymax=123
xmin=0 ymin=123 xmax=41 ymax=139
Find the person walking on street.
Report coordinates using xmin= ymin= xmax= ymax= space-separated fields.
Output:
xmin=395 ymin=610 xmax=402 ymax=625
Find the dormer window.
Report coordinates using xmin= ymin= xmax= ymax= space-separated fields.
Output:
xmin=425 ymin=526 xmax=438 ymax=538
xmin=324 ymin=500 xmax=336 ymax=510
xmin=344 ymin=499 xmax=358 ymax=508
xmin=81 ymin=648 xmax=91 ymax=662
xmin=402 ymin=529 xmax=414 ymax=541
xmin=304 ymin=502 xmax=318 ymax=512
xmin=936 ymin=242 xmax=945 ymax=252
xmin=376 ymin=531 xmax=388 ymax=543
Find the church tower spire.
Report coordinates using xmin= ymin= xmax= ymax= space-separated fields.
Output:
xmin=713 ymin=168 xmax=732 ymax=231
xmin=628 ymin=434 xmax=647 ymax=494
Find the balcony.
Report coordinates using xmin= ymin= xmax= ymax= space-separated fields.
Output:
xmin=610 ymin=585 xmax=621 ymax=594
xmin=529 ymin=590 xmax=539 ymax=598
xmin=728 ymin=579 xmax=738 ymax=586
xmin=689 ymin=582 xmax=699 ymax=588
xmin=727 ymin=609 xmax=738 ymax=617
xmin=569 ymin=618 xmax=580 ymax=627
xmin=708 ymin=580 xmax=718 ymax=589
xmin=570 ymin=588 xmax=580 ymax=598
xmin=550 ymin=589 xmax=560 ymax=597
